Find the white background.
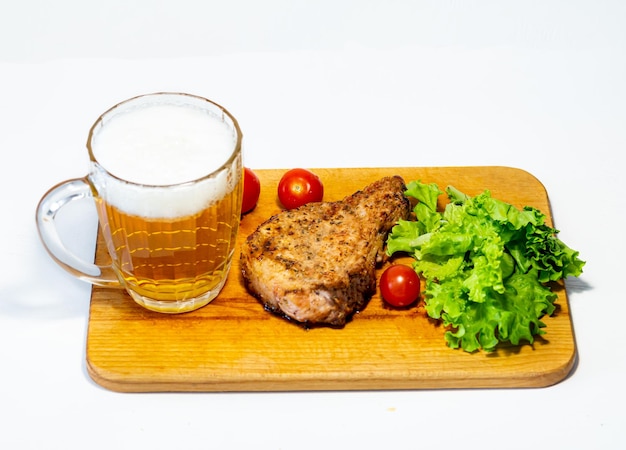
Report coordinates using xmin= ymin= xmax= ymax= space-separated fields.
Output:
xmin=1 ymin=1 xmax=624 ymax=448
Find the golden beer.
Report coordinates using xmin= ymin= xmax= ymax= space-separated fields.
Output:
xmin=96 ymin=182 xmax=242 ymax=312
xmin=88 ymin=93 xmax=243 ymax=313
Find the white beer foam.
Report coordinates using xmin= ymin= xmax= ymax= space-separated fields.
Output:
xmin=91 ymin=160 xmax=239 ymax=219
xmin=90 ymin=101 xmax=240 ymax=219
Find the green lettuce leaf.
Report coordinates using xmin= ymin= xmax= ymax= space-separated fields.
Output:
xmin=386 ymin=180 xmax=585 ymax=352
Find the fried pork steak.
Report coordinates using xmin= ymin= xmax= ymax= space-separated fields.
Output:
xmin=240 ymin=176 xmax=410 ymax=327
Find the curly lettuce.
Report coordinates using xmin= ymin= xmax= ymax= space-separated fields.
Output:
xmin=387 ymin=180 xmax=585 ymax=352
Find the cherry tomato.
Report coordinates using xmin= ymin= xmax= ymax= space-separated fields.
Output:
xmin=380 ymin=264 xmax=420 ymax=307
xmin=277 ymin=168 xmax=324 ymax=210
xmin=241 ymin=167 xmax=261 ymax=214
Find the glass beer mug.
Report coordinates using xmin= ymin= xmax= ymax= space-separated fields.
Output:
xmin=36 ymin=93 xmax=243 ymax=313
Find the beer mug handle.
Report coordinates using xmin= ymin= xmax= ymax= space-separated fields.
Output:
xmin=36 ymin=178 xmax=122 ymax=288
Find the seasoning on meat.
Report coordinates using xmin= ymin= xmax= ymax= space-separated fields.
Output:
xmin=240 ymin=176 xmax=410 ymax=327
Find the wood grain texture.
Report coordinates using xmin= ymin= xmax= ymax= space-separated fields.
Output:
xmin=85 ymin=166 xmax=577 ymax=392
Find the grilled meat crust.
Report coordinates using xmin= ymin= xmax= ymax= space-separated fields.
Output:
xmin=240 ymin=176 xmax=410 ymax=327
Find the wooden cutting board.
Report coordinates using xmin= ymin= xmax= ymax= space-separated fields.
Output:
xmin=86 ymin=166 xmax=577 ymax=392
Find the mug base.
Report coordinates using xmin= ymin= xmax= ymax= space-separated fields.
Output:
xmin=127 ymin=275 xmax=229 ymax=314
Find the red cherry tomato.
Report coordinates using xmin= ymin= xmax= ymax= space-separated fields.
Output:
xmin=241 ymin=167 xmax=261 ymax=214
xmin=380 ymin=264 xmax=420 ymax=307
xmin=277 ymin=168 xmax=324 ymax=210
